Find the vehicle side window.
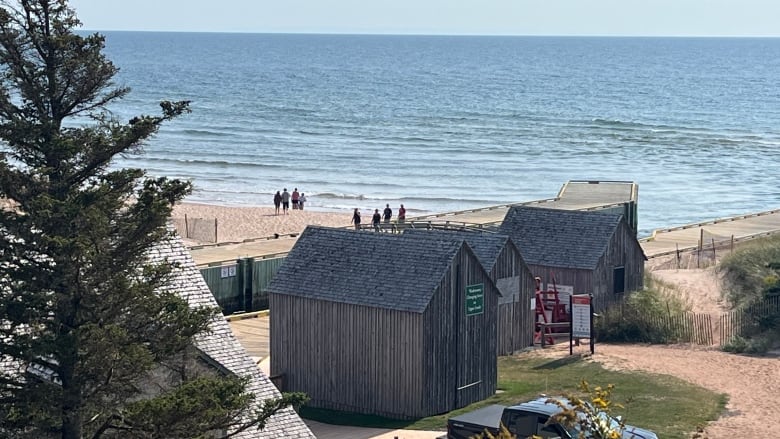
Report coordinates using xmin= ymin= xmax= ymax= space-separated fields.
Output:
xmin=502 ymin=410 xmax=537 ymax=437
xmin=537 ymin=415 xmax=568 ymax=438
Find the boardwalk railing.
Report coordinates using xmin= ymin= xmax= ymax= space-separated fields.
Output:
xmin=354 ymin=220 xmax=499 ymax=233
xmin=719 ymin=296 xmax=780 ymax=344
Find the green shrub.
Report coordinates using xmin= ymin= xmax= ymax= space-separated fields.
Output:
xmin=718 ymin=234 xmax=780 ymax=307
xmin=594 ymin=281 xmax=689 ymax=344
xmin=720 ymin=335 xmax=772 ymax=354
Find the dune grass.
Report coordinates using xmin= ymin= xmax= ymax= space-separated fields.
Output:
xmin=719 ymin=234 xmax=780 ymax=307
xmin=300 ymin=354 xmax=726 ymax=438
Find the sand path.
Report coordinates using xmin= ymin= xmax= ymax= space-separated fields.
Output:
xmin=591 ymin=267 xmax=779 ymax=438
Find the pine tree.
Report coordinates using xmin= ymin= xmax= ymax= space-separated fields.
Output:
xmin=0 ymin=1 xmax=304 ymax=437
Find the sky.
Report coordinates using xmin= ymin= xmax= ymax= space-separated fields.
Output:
xmin=68 ymin=0 xmax=779 ymax=37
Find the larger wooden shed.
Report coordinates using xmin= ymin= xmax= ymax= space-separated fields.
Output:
xmin=268 ymin=226 xmax=500 ymax=419
xmin=499 ymin=206 xmax=646 ymax=311
xmin=403 ymin=229 xmax=536 ymax=354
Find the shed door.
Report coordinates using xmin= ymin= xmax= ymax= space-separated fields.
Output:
xmin=613 ymin=266 xmax=625 ymax=294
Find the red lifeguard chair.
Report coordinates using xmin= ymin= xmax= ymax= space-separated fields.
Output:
xmin=533 ymin=275 xmax=571 ymax=345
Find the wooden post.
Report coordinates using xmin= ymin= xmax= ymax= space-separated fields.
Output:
xmin=184 ymin=213 xmax=189 ymax=238
xmin=698 ymin=228 xmax=704 ymax=269
xmin=215 ymin=218 xmax=218 ymax=243
xmin=712 ymin=238 xmax=716 ymax=262
xmin=589 ymin=294 xmax=595 ymax=355
xmin=569 ymin=295 xmax=573 ymax=356
xmin=675 ymin=243 xmax=680 ymax=269
xmin=731 ymin=235 xmax=735 ymax=253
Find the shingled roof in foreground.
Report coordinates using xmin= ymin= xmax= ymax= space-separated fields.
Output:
xmin=0 ymin=228 xmax=315 ymax=438
xmin=141 ymin=229 xmax=315 ymax=438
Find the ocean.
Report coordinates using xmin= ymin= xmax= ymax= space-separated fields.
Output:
xmin=97 ymin=32 xmax=780 ymax=236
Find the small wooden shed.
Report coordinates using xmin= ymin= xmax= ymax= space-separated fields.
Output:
xmin=268 ymin=226 xmax=500 ymax=419
xmin=499 ymin=206 xmax=646 ymax=311
xmin=403 ymin=229 xmax=536 ymax=354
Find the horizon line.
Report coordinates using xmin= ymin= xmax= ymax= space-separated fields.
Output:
xmin=79 ymin=29 xmax=780 ymax=39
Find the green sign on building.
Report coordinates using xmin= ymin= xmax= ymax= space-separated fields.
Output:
xmin=465 ymin=283 xmax=484 ymax=316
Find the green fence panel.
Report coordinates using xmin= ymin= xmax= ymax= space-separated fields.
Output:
xmin=251 ymin=257 xmax=287 ymax=311
xmin=200 ymin=262 xmax=242 ymax=314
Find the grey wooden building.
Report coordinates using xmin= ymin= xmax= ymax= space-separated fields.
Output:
xmin=499 ymin=206 xmax=646 ymax=311
xmin=268 ymin=226 xmax=500 ymax=419
xmin=403 ymin=229 xmax=536 ymax=354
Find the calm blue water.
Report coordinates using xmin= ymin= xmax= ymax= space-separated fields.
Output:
xmin=97 ymin=32 xmax=780 ymax=236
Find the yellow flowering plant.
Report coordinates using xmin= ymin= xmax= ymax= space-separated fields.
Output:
xmin=545 ymin=381 xmax=626 ymax=439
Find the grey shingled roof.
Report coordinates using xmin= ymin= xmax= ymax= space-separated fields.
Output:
xmin=498 ymin=206 xmax=623 ymax=270
xmin=402 ymin=228 xmax=510 ymax=272
xmin=142 ymin=228 xmax=315 ymax=438
xmin=268 ymin=226 xmax=467 ymax=313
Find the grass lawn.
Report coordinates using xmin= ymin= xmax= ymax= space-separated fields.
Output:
xmin=300 ymin=353 xmax=727 ymax=438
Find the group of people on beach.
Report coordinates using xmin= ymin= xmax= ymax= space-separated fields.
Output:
xmin=352 ymin=203 xmax=406 ymax=231
xmin=273 ymin=188 xmax=306 ymax=215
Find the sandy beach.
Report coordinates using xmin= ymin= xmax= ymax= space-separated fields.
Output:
xmin=171 ymin=202 xmax=355 ymax=243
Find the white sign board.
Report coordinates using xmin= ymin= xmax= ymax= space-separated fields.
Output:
xmin=571 ymin=295 xmax=592 ymax=339
xmin=220 ymin=265 xmax=237 ymax=279
xmin=547 ymin=284 xmax=574 ymax=311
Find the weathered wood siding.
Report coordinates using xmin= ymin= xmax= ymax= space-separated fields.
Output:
xmin=422 ymin=246 xmax=498 ymax=413
xmin=527 ymin=219 xmax=645 ymax=312
xmin=592 ymin=220 xmax=646 ymax=310
xmin=530 ymin=265 xmax=593 ymax=297
xmin=270 ymin=294 xmax=424 ymax=418
xmin=492 ymin=245 xmax=536 ymax=354
xmin=270 ymin=246 xmax=498 ymax=419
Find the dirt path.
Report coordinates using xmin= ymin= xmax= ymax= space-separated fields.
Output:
xmin=594 ymin=344 xmax=779 ymax=438
xmin=590 ymin=267 xmax=779 ymax=438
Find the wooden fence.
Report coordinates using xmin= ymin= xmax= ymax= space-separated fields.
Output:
xmin=171 ymin=215 xmax=218 ymax=243
xmin=600 ymin=296 xmax=780 ymax=346
xmin=598 ymin=306 xmax=713 ymax=345
xmin=719 ymin=296 xmax=780 ymax=344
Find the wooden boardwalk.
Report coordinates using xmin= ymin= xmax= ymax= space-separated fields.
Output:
xmin=640 ymin=208 xmax=780 ymax=258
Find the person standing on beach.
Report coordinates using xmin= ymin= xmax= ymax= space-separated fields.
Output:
xmin=398 ymin=204 xmax=406 ymax=223
xmin=299 ymin=193 xmax=306 ymax=210
xmin=292 ymin=188 xmax=300 ymax=210
xmin=372 ymin=208 xmax=382 ymax=232
xmin=281 ymin=188 xmax=291 ymax=214
xmin=273 ymin=191 xmax=282 ymax=215
xmin=352 ymin=208 xmax=361 ymax=230
xmin=383 ymin=204 xmax=392 ymax=224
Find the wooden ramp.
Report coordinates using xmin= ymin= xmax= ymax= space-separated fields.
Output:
xmin=411 ymin=180 xmax=637 ymax=229
xmin=190 ymin=236 xmax=297 ymax=267
xmin=640 ymin=209 xmax=780 ymax=258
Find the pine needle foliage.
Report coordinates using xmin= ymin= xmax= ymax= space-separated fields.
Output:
xmin=0 ymin=1 xmax=304 ymax=437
